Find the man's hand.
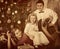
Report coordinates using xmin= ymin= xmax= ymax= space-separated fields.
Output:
xmin=49 ymin=23 xmax=54 ymax=26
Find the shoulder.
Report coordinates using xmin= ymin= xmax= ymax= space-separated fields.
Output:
xmin=44 ymin=8 xmax=56 ymax=14
xmin=44 ymin=8 xmax=54 ymax=12
xmin=25 ymin=23 xmax=31 ymax=27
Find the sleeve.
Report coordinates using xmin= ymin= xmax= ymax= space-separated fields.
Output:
xmin=24 ymin=23 xmax=30 ymax=34
xmin=49 ymin=9 xmax=58 ymax=25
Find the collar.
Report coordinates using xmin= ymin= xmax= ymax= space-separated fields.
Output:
xmin=39 ymin=11 xmax=44 ymax=13
xmin=36 ymin=8 xmax=45 ymax=13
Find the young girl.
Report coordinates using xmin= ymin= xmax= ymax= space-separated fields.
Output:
xmin=24 ymin=13 xmax=49 ymax=48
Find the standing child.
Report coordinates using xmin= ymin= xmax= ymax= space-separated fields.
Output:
xmin=24 ymin=13 xmax=49 ymax=48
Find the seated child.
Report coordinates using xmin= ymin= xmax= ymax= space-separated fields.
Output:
xmin=24 ymin=13 xmax=49 ymax=48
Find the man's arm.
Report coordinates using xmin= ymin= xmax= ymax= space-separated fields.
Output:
xmin=49 ymin=9 xmax=58 ymax=26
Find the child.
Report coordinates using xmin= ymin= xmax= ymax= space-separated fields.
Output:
xmin=8 ymin=28 xmax=23 ymax=49
xmin=13 ymin=28 xmax=22 ymax=40
xmin=24 ymin=13 xmax=49 ymax=48
xmin=12 ymin=28 xmax=33 ymax=49
xmin=11 ymin=28 xmax=22 ymax=45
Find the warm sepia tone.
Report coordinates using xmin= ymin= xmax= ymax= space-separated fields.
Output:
xmin=0 ymin=0 xmax=60 ymax=49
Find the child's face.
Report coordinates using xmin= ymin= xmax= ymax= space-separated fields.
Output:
xmin=30 ymin=16 xmax=36 ymax=24
xmin=15 ymin=29 xmax=22 ymax=39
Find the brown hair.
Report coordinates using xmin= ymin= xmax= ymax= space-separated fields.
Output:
xmin=36 ymin=0 xmax=44 ymax=6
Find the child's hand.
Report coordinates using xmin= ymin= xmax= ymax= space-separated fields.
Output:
xmin=7 ymin=31 xmax=10 ymax=36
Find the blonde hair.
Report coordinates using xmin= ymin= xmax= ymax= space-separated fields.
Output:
xmin=27 ymin=13 xmax=38 ymax=24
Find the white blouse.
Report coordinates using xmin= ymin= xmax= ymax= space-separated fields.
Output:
xmin=24 ymin=23 xmax=39 ymax=35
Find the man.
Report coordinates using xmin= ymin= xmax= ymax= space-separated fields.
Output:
xmin=34 ymin=0 xmax=58 ymax=26
xmin=33 ymin=0 xmax=58 ymax=49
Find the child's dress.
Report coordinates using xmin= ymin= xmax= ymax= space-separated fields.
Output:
xmin=24 ymin=23 xmax=49 ymax=46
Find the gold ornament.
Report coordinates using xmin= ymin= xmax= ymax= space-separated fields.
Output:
xmin=0 ymin=20 xmax=2 ymax=24
xmin=12 ymin=12 xmax=15 ymax=15
xmin=7 ymin=19 xmax=11 ymax=23
xmin=5 ymin=1 xmax=8 ymax=4
xmin=1 ymin=14 xmax=4 ymax=18
xmin=17 ymin=20 xmax=21 ymax=24
xmin=0 ymin=0 xmax=4 ymax=3
xmin=15 ymin=10 xmax=18 ymax=14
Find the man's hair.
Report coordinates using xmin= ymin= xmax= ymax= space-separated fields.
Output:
xmin=36 ymin=0 xmax=44 ymax=5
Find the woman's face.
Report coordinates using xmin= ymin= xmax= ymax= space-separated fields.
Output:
xmin=36 ymin=3 xmax=44 ymax=11
xmin=30 ymin=16 xmax=36 ymax=24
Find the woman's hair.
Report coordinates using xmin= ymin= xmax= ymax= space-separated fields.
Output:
xmin=27 ymin=13 xmax=38 ymax=24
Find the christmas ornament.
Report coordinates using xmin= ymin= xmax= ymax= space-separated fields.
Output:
xmin=0 ymin=9 xmax=1 ymax=12
xmin=0 ymin=20 xmax=2 ymax=24
xmin=14 ymin=2 xmax=17 ymax=5
xmin=5 ymin=1 xmax=8 ymax=4
xmin=7 ymin=8 xmax=11 ymax=14
xmin=7 ymin=7 xmax=11 ymax=14
xmin=10 ymin=4 xmax=13 ymax=7
xmin=17 ymin=20 xmax=21 ymax=24
xmin=8 ymin=7 xmax=11 ymax=11
xmin=0 ymin=0 xmax=4 ymax=3
xmin=15 ymin=10 xmax=18 ymax=14
xmin=10 ymin=25 xmax=14 ymax=29
xmin=2 ymin=7 xmax=3 ymax=10
xmin=0 ymin=27 xmax=3 ymax=30
xmin=1 ymin=14 xmax=5 ymax=18
xmin=12 ymin=12 xmax=15 ymax=15
xmin=7 ymin=19 xmax=11 ymax=23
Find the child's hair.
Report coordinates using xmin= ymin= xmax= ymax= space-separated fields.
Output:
xmin=27 ymin=13 xmax=38 ymax=24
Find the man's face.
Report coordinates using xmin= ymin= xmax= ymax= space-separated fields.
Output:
xmin=36 ymin=3 xmax=44 ymax=11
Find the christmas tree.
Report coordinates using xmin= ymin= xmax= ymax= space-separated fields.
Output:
xmin=0 ymin=0 xmax=31 ymax=33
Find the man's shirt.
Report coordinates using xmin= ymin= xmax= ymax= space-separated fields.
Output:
xmin=34 ymin=8 xmax=58 ymax=25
